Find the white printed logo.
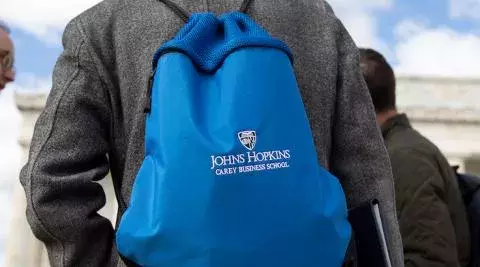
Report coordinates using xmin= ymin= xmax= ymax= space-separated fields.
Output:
xmin=238 ymin=130 xmax=256 ymax=151
xmin=209 ymin=130 xmax=292 ymax=176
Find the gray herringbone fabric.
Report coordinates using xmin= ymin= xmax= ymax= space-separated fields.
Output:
xmin=20 ymin=1 xmax=403 ymax=266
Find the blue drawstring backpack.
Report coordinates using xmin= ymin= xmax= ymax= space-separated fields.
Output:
xmin=116 ymin=1 xmax=351 ymax=266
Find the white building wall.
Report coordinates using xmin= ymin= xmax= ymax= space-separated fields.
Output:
xmin=396 ymin=76 xmax=480 ymax=174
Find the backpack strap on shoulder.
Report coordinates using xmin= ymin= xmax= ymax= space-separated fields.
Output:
xmin=239 ymin=0 xmax=254 ymax=13
xmin=157 ymin=0 xmax=190 ymax=23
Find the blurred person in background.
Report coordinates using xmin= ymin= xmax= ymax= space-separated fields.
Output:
xmin=0 ymin=20 xmax=15 ymax=91
xmin=360 ymin=47 xmax=471 ymax=267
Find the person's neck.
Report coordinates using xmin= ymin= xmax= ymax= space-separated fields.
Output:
xmin=377 ymin=109 xmax=398 ymax=127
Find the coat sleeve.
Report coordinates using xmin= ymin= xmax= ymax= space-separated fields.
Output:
xmin=328 ymin=16 xmax=404 ymax=267
xmin=392 ymin=150 xmax=461 ymax=267
xmin=19 ymin=19 xmax=117 ymax=267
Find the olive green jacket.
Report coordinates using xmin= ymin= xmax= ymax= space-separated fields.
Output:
xmin=382 ymin=114 xmax=470 ymax=267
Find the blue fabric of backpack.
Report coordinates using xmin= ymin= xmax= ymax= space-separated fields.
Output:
xmin=116 ymin=9 xmax=351 ymax=267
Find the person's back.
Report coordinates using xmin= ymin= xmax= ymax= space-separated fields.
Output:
xmin=383 ymin=114 xmax=471 ymax=266
xmin=360 ymin=47 xmax=470 ymax=267
xmin=20 ymin=1 xmax=403 ymax=266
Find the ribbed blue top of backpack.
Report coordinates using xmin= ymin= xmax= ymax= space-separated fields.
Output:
xmin=116 ymin=11 xmax=351 ymax=267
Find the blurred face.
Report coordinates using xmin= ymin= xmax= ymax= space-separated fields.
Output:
xmin=0 ymin=29 xmax=15 ymax=91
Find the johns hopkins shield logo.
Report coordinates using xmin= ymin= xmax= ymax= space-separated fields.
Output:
xmin=238 ymin=130 xmax=257 ymax=151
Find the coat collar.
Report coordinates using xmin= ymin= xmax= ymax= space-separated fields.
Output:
xmin=381 ymin=113 xmax=412 ymax=139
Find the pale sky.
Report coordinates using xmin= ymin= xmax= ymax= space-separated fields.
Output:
xmin=1 ymin=0 xmax=480 ymax=264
